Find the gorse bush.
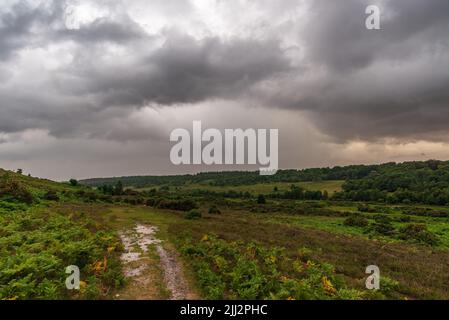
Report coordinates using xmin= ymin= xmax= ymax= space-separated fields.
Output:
xmin=373 ymin=215 xmax=392 ymax=224
xmin=178 ymin=234 xmax=363 ymax=300
xmin=208 ymin=205 xmax=221 ymax=214
xmin=184 ymin=209 xmax=202 ymax=220
xmin=43 ymin=190 xmax=60 ymax=201
xmin=342 ymin=214 xmax=441 ymax=246
xmin=365 ymin=220 xmax=396 ymax=236
xmin=362 ymin=215 xmax=397 ymax=236
xmin=357 ymin=204 xmax=377 ymax=213
xmin=398 ymin=224 xmax=439 ymax=246
xmin=343 ymin=215 xmax=369 ymax=228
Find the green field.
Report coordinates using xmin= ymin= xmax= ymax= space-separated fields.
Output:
xmin=137 ymin=180 xmax=344 ymax=195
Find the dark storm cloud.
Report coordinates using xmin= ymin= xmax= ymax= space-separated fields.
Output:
xmin=74 ymin=32 xmax=291 ymax=106
xmin=0 ymin=87 xmax=98 ymax=136
xmin=0 ymin=0 xmax=290 ymax=139
xmin=1 ymin=0 xmax=449 ymax=145
xmin=262 ymin=0 xmax=449 ymax=141
xmin=304 ymin=0 xmax=449 ymax=72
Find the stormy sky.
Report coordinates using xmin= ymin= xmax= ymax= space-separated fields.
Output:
xmin=1 ymin=0 xmax=449 ymax=180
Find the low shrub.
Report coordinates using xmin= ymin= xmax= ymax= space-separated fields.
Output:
xmin=208 ymin=205 xmax=221 ymax=215
xmin=357 ymin=204 xmax=377 ymax=213
xmin=365 ymin=220 xmax=396 ymax=236
xmin=257 ymin=194 xmax=266 ymax=204
xmin=157 ymin=199 xmax=198 ymax=211
xmin=398 ymin=224 xmax=439 ymax=246
xmin=184 ymin=209 xmax=202 ymax=220
xmin=43 ymin=190 xmax=60 ymax=201
xmin=395 ymin=216 xmax=412 ymax=223
xmin=400 ymin=207 xmax=449 ymax=218
xmin=343 ymin=215 xmax=369 ymax=228
xmin=372 ymin=215 xmax=392 ymax=224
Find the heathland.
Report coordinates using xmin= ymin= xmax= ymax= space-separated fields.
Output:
xmin=2 ymin=160 xmax=449 ymax=300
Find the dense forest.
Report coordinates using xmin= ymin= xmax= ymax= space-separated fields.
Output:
xmin=334 ymin=160 xmax=449 ymax=205
xmin=80 ymin=160 xmax=449 ymax=205
xmin=79 ymin=163 xmax=388 ymax=187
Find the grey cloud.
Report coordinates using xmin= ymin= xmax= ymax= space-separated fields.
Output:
xmin=259 ymin=0 xmax=449 ymax=142
xmin=0 ymin=0 xmax=147 ymax=61
xmin=1 ymin=0 xmax=449 ymax=149
xmin=0 ymin=1 xmax=64 ymax=60
xmin=71 ymin=32 xmax=291 ymax=106
xmin=1 ymin=1 xmax=291 ymax=141
xmin=304 ymin=0 xmax=449 ymax=72
xmin=1 ymin=30 xmax=290 ymax=138
xmin=0 ymin=87 xmax=98 ymax=136
xmin=56 ymin=16 xmax=147 ymax=44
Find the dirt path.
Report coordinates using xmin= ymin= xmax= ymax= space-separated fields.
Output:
xmin=117 ymin=223 xmax=193 ymax=300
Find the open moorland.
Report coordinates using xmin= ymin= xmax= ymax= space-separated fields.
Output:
xmin=2 ymin=160 xmax=449 ymax=299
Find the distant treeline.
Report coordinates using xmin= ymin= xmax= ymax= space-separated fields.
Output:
xmin=80 ymin=160 xmax=449 ymax=205
xmin=79 ymin=163 xmax=391 ymax=187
